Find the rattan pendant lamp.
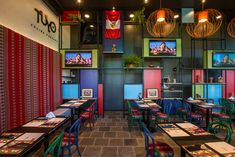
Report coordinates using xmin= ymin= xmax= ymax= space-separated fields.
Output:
xmin=186 ymin=0 xmax=223 ymax=38
xmin=146 ymin=0 xmax=176 ymax=37
xmin=227 ymin=18 xmax=235 ymax=38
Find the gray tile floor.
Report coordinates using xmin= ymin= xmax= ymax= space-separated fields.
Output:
xmin=78 ymin=111 xmax=181 ymax=157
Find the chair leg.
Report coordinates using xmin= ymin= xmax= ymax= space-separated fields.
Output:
xmin=129 ymin=118 xmax=133 ymax=131
xmin=77 ymin=145 xmax=82 ymax=157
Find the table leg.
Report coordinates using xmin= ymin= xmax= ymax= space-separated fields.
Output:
xmin=180 ymin=147 xmax=186 ymax=157
xmin=146 ymin=110 xmax=150 ymax=129
xmin=206 ymin=108 xmax=210 ymax=129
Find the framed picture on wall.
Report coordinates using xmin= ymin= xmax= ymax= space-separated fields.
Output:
xmin=82 ymin=88 xmax=93 ymax=98
xmin=147 ymin=88 xmax=158 ymax=98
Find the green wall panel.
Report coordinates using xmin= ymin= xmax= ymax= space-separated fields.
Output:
xmin=204 ymin=50 xmax=235 ymax=69
xmin=192 ymin=85 xmax=204 ymax=98
xmin=61 ymin=49 xmax=98 ymax=69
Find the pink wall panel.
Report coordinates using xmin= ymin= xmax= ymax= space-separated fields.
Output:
xmin=144 ymin=69 xmax=162 ymax=98
xmin=223 ymin=70 xmax=235 ymax=98
xmin=192 ymin=69 xmax=204 ymax=83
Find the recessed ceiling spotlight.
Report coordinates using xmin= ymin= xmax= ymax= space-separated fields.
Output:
xmin=216 ymin=15 xmax=222 ymax=19
xmin=129 ymin=14 xmax=134 ymax=18
xmin=202 ymin=0 xmax=206 ymax=3
xmin=174 ymin=14 xmax=179 ymax=19
xmin=90 ymin=25 xmax=94 ymax=28
xmin=84 ymin=14 xmax=90 ymax=19
xmin=112 ymin=6 xmax=115 ymax=12
xmin=77 ymin=0 xmax=81 ymax=3
xmin=144 ymin=0 xmax=148 ymax=4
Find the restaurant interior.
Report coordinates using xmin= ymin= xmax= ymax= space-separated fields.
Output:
xmin=1 ymin=0 xmax=235 ymax=156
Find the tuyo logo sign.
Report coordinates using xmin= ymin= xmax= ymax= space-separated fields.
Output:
xmin=34 ymin=8 xmax=56 ymax=33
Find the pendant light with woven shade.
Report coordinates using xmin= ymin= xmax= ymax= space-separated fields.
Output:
xmin=146 ymin=0 xmax=176 ymax=37
xmin=186 ymin=0 xmax=223 ymax=38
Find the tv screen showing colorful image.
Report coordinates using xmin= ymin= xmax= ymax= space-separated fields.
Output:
xmin=149 ymin=40 xmax=176 ymax=56
xmin=65 ymin=51 xmax=92 ymax=67
xmin=212 ymin=52 xmax=235 ymax=67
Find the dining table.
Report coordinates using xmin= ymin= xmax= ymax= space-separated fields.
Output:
xmin=8 ymin=116 xmax=70 ymax=150
xmin=157 ymin=121 xmax=227 ymax=157
xmin=131 ymin=99 xmax=161 ymax=129
xmin=0 ymin=132 xmax=45 ymax=157
xmin=185 ymin=100 xmax=223 ymax=128
xmin=59 ymin=99 xmax=96 ymax=122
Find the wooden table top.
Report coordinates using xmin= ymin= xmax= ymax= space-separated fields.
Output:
xmin=0 ymin=132 xmax=45 ymax=157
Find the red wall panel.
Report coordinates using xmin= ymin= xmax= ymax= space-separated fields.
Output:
xmin=98 ymin=84 xmax=103 ymax=116
xmin=143 ymin=69 xmax=162 ymax=98
xmin=0 ymin=25 xmax=61 ymax=132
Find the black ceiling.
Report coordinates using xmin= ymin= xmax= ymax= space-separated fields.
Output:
xmin=44 ymin=0 xmax=235 ymax=17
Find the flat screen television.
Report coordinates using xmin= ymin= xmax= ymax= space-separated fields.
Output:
xmin=212 ymin=52 xmax=235 ymax=67
xmin=65 ymin=51 xmax=92 ymax=67
xmin=149 ymin=40 xmax=176 ymax=56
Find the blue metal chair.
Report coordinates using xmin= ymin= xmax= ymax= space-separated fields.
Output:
xmin=155 ymin=102 xmax=172 ymax=122
xmin=143 ymin=125 xmax=174 ymax=157
xmin=62 ymin=118 xmax=82 ymax=157
xmin=184 ymin=102 xmax=202 ymax=124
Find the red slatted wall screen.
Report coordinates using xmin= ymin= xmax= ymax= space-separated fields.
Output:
xmin=0 ymin=25 xmax=61 ymax=133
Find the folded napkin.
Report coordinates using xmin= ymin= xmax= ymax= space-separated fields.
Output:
xmin=46 ymin=112 xmax=56 ymax=119
xmin=229 ymin=96 xmax=235 ymax=100
xmin=187 ymin=97 xmax=194 ymax=101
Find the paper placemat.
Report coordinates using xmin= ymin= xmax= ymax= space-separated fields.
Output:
xmin=205 ymin=141 xmax=235 ymax=155
xmin=23 ymin=120 xmax=46 ymax=127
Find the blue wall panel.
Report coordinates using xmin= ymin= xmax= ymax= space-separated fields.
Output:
xmin=124 ymin=84 xmax=143 ymax=99
xmin=204 ymin=85 xmax=222 ymax=112
xmin=62 ymin=84 xmax=80 ymax=99
xmin=80 ymin=70 xmax=98 ymax=98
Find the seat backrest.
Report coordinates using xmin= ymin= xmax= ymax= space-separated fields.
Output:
xmin=164 ymin=102 xmax=173 ymax=115
xmin=207 ymin=121 xmax=233 ymax=143
xmin=183 ymin=102 xmax=192 ymax=113
xmin=143 ymin=126 xmax=159 ymax=157
xmin=67 ymin=118 xmax=81 ymax=145
xmin=224 ymin=101 xmax=235 ymax=116
xmin=43 ymin=132 xmax=64 ymax=157
xmin=127 ymin=100 xmax=133 ymax=115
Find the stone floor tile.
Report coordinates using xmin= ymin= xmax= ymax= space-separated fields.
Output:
xmin=90 ymin=131 xmax=104 ymax=138
xmin=118 ymin=146 xmax=135 ymax=157
xmin=94 ymin=138 xmax=109 ymax=146
xmin=116 ymin=131 xmax=130 ymax=138
xmin=135 ymin=146 xmax=146 ymax=157
xmin=82 ymin=146 xmax=102 ymax=157
xmin=109 ymin=138 xmax=124 ymax=146
xmin=80 ymin=138 xmax=95 ymax=145
xmin=99 ymin=126 xmax=110 ymax=131
xmin=104 ymin=131 xmax=116 ymax=138
xmin=110 ymin=126 xmax=123 ymax=131
xmin=124 ymin=139 xmax=138 ymax=146
xmin=100 ymin=147 xmax=118 ymax=157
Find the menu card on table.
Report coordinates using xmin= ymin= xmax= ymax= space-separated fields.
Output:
xmin=158 ymin=124 xmax=190 ymax=137
xmin=0 ymin=133 xmax=23 ymax=148
xmin=147 ymin=103 xmax=161 ymax=108
xmin=176 ymin=122 xmax=211 ymax=136
xmin=187 ymin=100 xmax=203 ymax=104
xmin=0 ymin=133 xmax=43 ymax=155
xmin=138 ymin=104 xmax=149 ymax=108
xmin=60 ymin=103 xmax=72 ymax=107
xmin=79 ymin=99 xmax=88 ymax=103
xmin=40 ymin=118 xmax=65 ymax=128
xmin=183 ymin=144 xmax=219 ymax=157
xmin=68 ymin=100 xmax=79 ymax=103
xmin=71 ymin=102 xmax=83 ymax=107
xmin=205 ymin=141 xmax=235 ymax=155
xmin=23 ymin=119 xmax=46 ymax=127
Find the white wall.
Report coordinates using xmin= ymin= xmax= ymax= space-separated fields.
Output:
xmin=0 ymin=0 xmax=59 ymax=51
xmin=62 ymin=25 xmax=71 ymax=49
